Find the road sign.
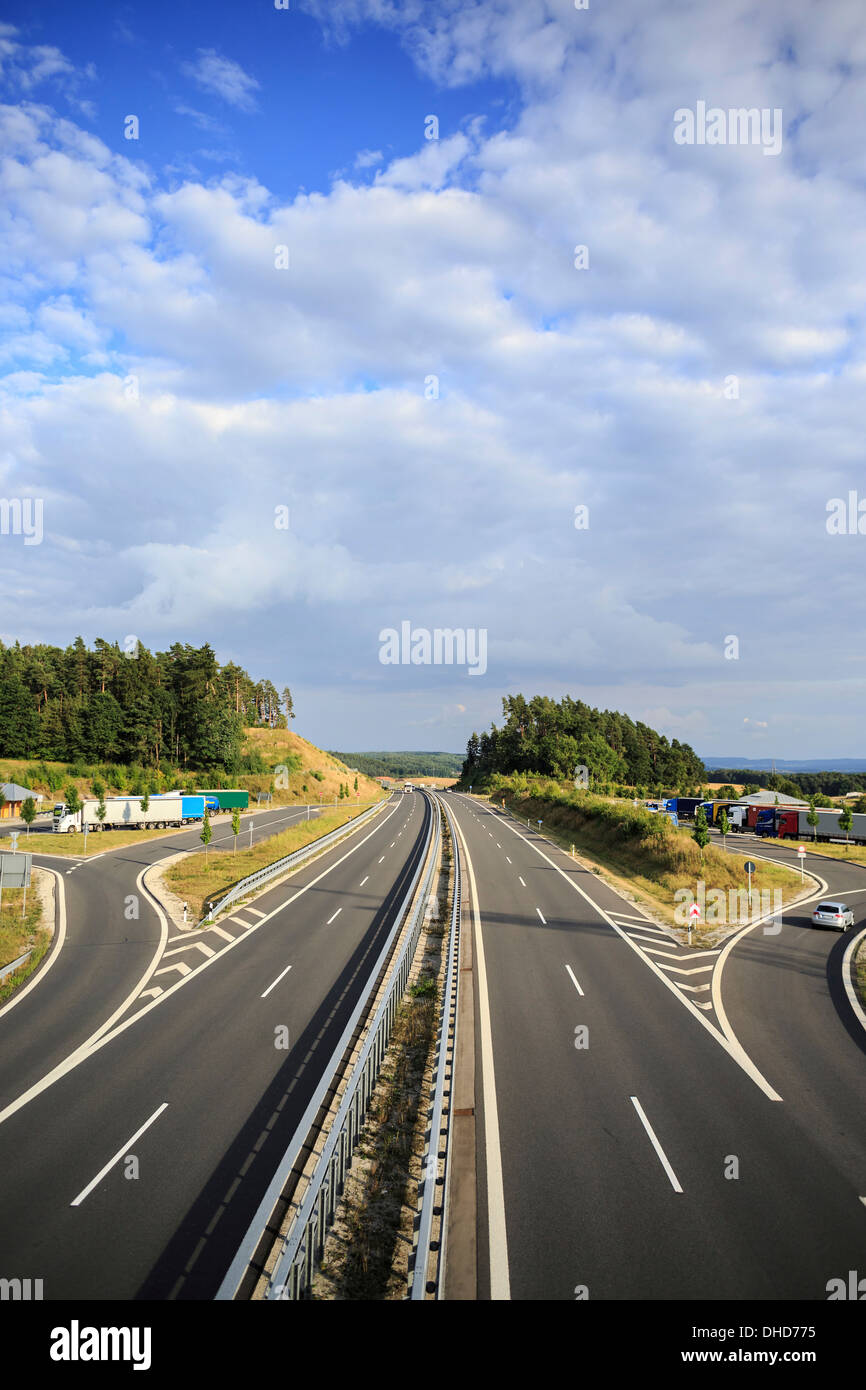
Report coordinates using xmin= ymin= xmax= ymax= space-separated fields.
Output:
xmin=689 ymin=903 xmax=700 ymax=919
xmin=0 ymin=851 xmax=32 ymax=888
xmin=9 ymin=832 xmax=19 ymax=852
xmin=797 ymin=846 xmax=806 ymax=856
xmin=743 ymin=861 xmax=756 ymax=874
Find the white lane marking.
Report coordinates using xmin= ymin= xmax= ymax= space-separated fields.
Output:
xmin=209 ymin=925 xmax=236 ymax=943
xmin=565 ymin=964 xmax=584 ymax=996
xmin=378 ymin=856 xmax=385 ymax=864
xmin=676 ymin=982 xmax=710 ymax=993
xmin=497 ymin=814 xmax=782 ymax=1102
xmin=860 ymin=1197 xmax=866 ymax=1208
xmin=626 ymin=931 xmax=680 ymax=947
xmin=155 ymin=960 xmax=191 ymax=978
xmin=360 ymin=876 xmax=369 ymax=886
xmin=0 ymin=802 xmax=399 ymax=1130
xmin=71 ymin=1103 xmax=168 ymax=1206
xmin=496 ymin=843 xmax=501 ymax=848
xmin=642 ymin=947 xmax=719 ymax=961
xmin=450 ymin=803 xmax=511 ymax=1299
xmin=245 ymin=908 xmax=266 ymax=919
xmin=163 ymin=941 xmax=215 ymax=959
xmin=261 ymin=963 xmax=293 ymax=999
xmin=326 ymin=908 xmax=342 ymax=925
xmin=612 ymin=912 xmax=660 ymax=923
xmin=657 ymin=961 xmax=715 ymax=976
xmin=390 ymin=841 xmax=395 ymax=847
xmin=518 ymin=876 xmax=526 ymax=887
xmin=505 ymin=857 xmax=511 ymax=864
xmin=842 ymin=925 xmax=866 ymax=1039
xmin=0 ymin=866 xmax=67 ymax=1023
xmin=630 ymin=1096 xmax=682 ymax=1193
xmin=536 ymin=908 xmax=547 ymax=925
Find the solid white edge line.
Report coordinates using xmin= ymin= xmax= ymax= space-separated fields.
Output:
xmin=451 ymin=806 xmax=511 ymax=1300
xmin=261 ymin=963 xmax=293 ymax=999
xmin=70 ymin=1102 xmax=168 ymax=1206
xmin=0 ymin=866 xmax=67 ymax=1021
xmin=841 ymin=925 xmax=866 ymax=1037
xmin=495 ymin=810 xmax=784 ymax=1102
xmin=630 ymin=1095 xmax=683 ymax=1193
xmin=565 ymin=964 xmax=584 ymax=997
xmin=0 ymin=801 xmax=402 ymax=1130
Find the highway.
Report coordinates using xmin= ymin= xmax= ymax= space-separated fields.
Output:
xmin=0 ymin=793 xmax=430 ymax=1299
xmin=0 ymin=804 xmax=325 ymax=1106
xmin=444 ymin=792 xmax=866 ymax=1300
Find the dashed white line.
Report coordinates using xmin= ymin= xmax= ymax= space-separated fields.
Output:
xmin=360 ymin=876 xmax=369 ymax=886
xmin=630 ymin=1096 xmax=682 ymax=1193
xmin=565 ymin=964 xmax=584 ymax=996
xmin=519 ymin=876 xmax=527 ymax=887
xmin=261 ymin=963 xmax=293 ymax=999
xmin=326 ymin=908 xmax=342 ymax=925
xmin=536 ymin=908 xmax=547 ymax=925
xmin=378 ymin=856 xmax=385 ymax=864
xmin=71 ymin=1103 xmax=168 ymax=1206
xmin=505 ymin=856 xmax=511 ymax=864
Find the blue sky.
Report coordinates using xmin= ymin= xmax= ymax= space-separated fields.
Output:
xmin=1 ymin=1 xmax=865 ymax=759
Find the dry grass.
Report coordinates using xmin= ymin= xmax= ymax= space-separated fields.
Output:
xmin=502 ymin=787 xmax=804 ymax=942
xmin=0 ymin=887 xmax=50 ymax=1004
xmin=0 ymin=825 xmax=201 ymax=856
xmin=164 ymin=802 xmax=385 ymax=921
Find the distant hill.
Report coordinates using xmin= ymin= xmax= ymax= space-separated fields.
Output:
xmin=329 ymin=751 xmax=463 ymax=779
xmin=703 ymin=757 xmax=866 ymax=773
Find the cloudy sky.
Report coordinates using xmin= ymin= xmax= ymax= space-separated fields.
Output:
xmin=1 ymin=0 xmax=865 ymax=759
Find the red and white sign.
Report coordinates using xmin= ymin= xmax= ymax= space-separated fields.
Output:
xmin=797 ymin=845 xmax=806 ymax=857
xmin=689 ymin=903 xmax=701 ymax=920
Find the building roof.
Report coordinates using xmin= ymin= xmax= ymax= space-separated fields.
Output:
xmin=0 ymin=783 xmax=43 ymax=802
xmin=734 ymin=790 xmax=807 ymax=807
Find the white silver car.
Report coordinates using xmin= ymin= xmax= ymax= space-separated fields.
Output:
xmin=811 ymin=901 xmax=854 ymax=931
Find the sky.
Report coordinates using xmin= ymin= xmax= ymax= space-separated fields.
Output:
xmin=1 ymin=0 xmax=865 ymax=760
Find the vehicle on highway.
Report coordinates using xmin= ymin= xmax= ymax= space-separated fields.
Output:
xmin=196 ymin=788 xmax=249 ymax=811
xmin=53 ymin=795 xmax=203 ymax=833
xmin=756 ymin=807 xmax=866 ymax=846
xmin=811 ymin=901 xmax=855 ymax=931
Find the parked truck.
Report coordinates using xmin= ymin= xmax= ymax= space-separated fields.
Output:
xmin=755 ymin=807 xmax=866 ymax=845
xmin=53 ymin=795 xmax=196 ymax=834
xmin=196 ymin=788 xmax=249 ymax=811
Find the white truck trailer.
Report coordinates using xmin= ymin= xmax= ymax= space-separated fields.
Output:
xmin=53 ymin=796 xmax=187 ymax=834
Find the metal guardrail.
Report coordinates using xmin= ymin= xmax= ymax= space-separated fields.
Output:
xmin=410 ymin=793 xmax=461 ymax=1299
xmin=215 ymin=792 xmax=440 ymax=1300
xmin=201 ymin=802 xmax=385 ymax=923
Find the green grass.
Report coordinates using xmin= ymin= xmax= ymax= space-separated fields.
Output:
xmin=489 ymin=777 xmax=803 ymax=940
xmin=0 ymin=887 xmax=51 ymax=1004
xmin=165 ymin=801 xmax=386 ymax=921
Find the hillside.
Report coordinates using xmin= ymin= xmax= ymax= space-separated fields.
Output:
xmin=462 ymin=693 xmax=705 ymax=790
xmin=330 ymin=751 xmax=463 ymax=779
xmin=0 ymin=728 xmax=385 ymax=810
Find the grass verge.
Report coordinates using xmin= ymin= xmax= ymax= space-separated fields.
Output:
xmin=164 ymin=803 xmax=385 ymax=921
xmin=487 ymin=779 xmax=804 ymax=944
xmin=0 ymin=881 xmax=51 ymax=1005
xmin=311 ymin=831 xmax=452 ymax=1299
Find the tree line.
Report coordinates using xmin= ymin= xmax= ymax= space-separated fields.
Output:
xmin=330 ymin=751 xmax=463 ymax=779
xmin=461 ymin=694 xmax=705 ymax=790
xmin=0 ymin=637 xmax=294 ymax=771
xmin=707 ymin=769 xmax=866 ymax=798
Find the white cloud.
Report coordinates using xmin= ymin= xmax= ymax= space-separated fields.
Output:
xmin=182 ymin=49 xmax=260 ymax=112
